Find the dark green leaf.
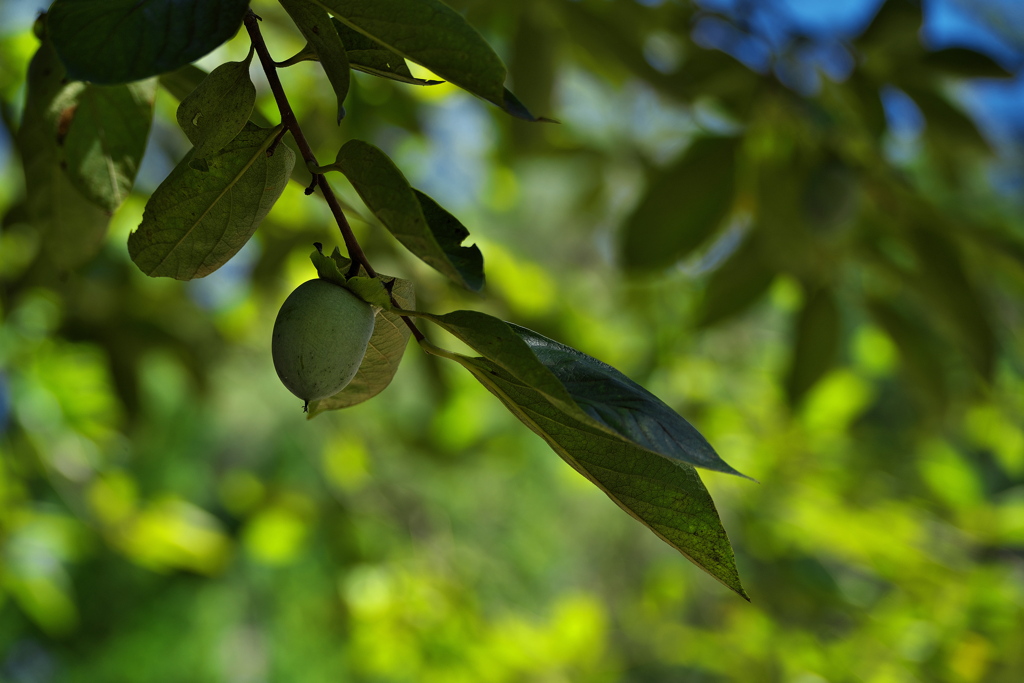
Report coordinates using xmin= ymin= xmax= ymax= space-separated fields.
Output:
xmin=802 ymin=158 xmax=861 ymax=235
xmin=160 ymin=64 xmax=273 ymax=128
xmin=696 ymin=230 xmax=776 ymax=328
xmin=57 ymin=79 xmax=156 ymax=212
xmin=860 ymin=0 xmax=922 ymax=51
xmin=510 ymin=323 xmax=749 ymax=478
xmin=866 ymin=298 xmax=948 ymax=410
xmin=280 ymin=0 xmax=350 ymax=122
xmin=905 ymin=86 xmax=990 ymax=151
xmin=621 ymin=136 xmax=739 ymax=271
xmin=453 ymin=354 xmax=747 ymax=599
xmin=158 ymin=64 xmax=211 ymax=102
xmin=128 ymin=124 xmax=295 ymax=280
xmin=409 ymin=311 xmax=747 ymax=478
xmin=314 ymin=0 xmax=539 ymax=119
xmin=845 ymin=71 xmax=887 ymax=139
xmin=47 ymin=0 xmax=250 ymax=84
xmin=786 ymin=287 xmax=842 ymax=407
xmin=321 ymin=139 xmax=484 ymax=291
xmin=407 ymin=310 xmax=582 ymax=417
xmin=308 ymin=273 xmax=415 ymax=416
xmin=331 ymin=18 xmax=441 ymax=86
xmin=906 ymin=228 xmax=995 ymax=379
xmin=757 ymin=155 xmax=812 ymax=273
xmin=413 ymin=190 xmax=484 ymax=292
xmin=176 ymin=54 xmax=256 ymax=160
xmin=923 ymin=48 xmax=1015 ymax=79
xmin=16 ymin=40 xmax=110 ymax=269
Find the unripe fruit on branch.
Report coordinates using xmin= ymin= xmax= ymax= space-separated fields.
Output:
xmin=272 ymin=278 xmax=375 ymax=408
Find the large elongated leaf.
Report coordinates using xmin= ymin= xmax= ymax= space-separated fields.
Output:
xmin=60 ymin=79 xmax=156 ymax=211
xmin=451 ymin=353 xmax=747 ymax=599
xmin=323 ymin=140 xmax=484 ymax=291
xmin=47 ymin=0 xmax=250 ymax=84
xmin=313 ymin=0 xmax=541 ymax=119
xmin=409 ymin=310 xmax=747 ymax=478
xmin=280 ymin=0 xmax=350 ymax=122
xmin=17 ymin=40 xmax=110 ymax=269
xmin=621 ymin=136 xmax=739 ymax=271
xmin=309 ymin=269 xmax=415 ymax=416
xmin=128 ymin=124 xmax=295 ymax=280
xmin=331 ymin=18 xmax=440 ymax=85
xmin=511 ymin=323 xmax=748 ymax=478
xmin=176 ymin=55 xmax=255 ymax=160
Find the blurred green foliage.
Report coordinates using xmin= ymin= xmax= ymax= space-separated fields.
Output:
xmin=2 ymin=0 xmax=1024 ymax=681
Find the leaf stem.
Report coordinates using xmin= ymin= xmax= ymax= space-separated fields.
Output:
xmin=243 ymin=11 xmax=374 ymax=276
xmin=244 ymin=11 xmax=426 ymax=343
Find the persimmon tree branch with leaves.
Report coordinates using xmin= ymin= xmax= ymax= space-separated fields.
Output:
xmin=22 ymin=0 xmax=751 ymax=599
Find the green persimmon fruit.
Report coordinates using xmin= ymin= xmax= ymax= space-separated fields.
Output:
xmin=272 ymin=278 xmax=375 ymax=408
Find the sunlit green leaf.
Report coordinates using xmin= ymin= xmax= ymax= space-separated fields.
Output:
xmin=128 ymin=124 xmax=295 ymax=280
xmin=176 ymin=54 xmax=256 ymax=160
xmin=280 ymin=0 xmax=350 ymax=122
xmin=56 ymin=79 xmax=156 ymax=212
xmin=621 ymin=136 xmax=739 ymax=271
xmin=47 ymin=0 xmax=250 ymax=84
xmin=321 ymin=139 xmax=484 ymax=291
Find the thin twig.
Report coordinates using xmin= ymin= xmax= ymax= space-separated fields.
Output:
xmin=243 ymin=11 xmax=374 ymax=276
xmin=244 ymin=10 xmax=425 ymax=341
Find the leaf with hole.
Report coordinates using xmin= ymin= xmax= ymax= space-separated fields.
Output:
xmin=176 ymin=54 xmax=256 ymax=160
xmin=128 ymin=123 xmax=295 ymax=280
